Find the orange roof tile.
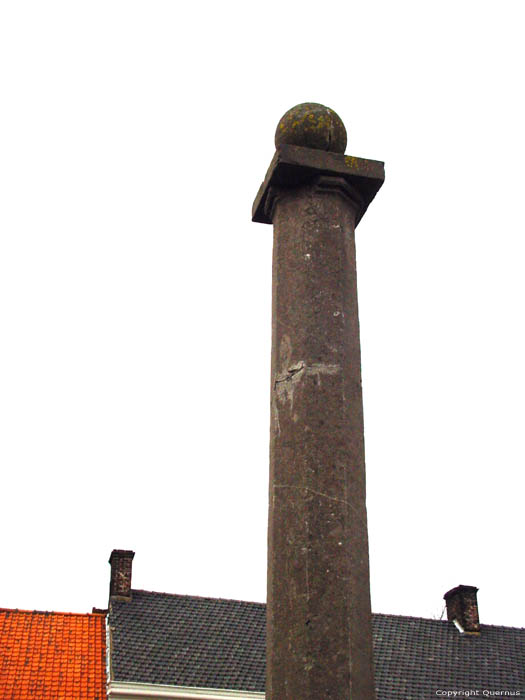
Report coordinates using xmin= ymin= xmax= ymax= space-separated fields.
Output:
xmin=0 ymin=608 xmax=106 ymax=700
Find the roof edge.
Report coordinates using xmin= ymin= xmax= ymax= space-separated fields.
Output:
xmin=108 ymin=680 xmax=265 ymax=699
xmin=128 ymin=589 xmax=266 ymax=608
xmin=372 ymin=610 xmax=525 ymax=631
xmin=0 ymin=607 xmax=104 ymax=618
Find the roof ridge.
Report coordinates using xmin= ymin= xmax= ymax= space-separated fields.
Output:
xmin=372 ymin=611 xmax=447 ymax=623
xmin=131 ymin=588 xmax=266 ymax=607
xmin=372 ymin=610 xmax=525 ymax=630
xmin=0 ymin=607 xmax=104 ymax=617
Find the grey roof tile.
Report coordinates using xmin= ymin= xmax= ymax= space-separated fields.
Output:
xmin=109 ymin=590 xmax=265 ymax=692
xmin=109 ymin=590 xmax=525 ymax=697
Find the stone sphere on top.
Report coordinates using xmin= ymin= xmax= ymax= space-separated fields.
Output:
xmin=275 ymin=103 xmax=347 ymax=154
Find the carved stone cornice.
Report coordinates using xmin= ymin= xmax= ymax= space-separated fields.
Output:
xmin=252 ymin=143 xmax=384 ymax=226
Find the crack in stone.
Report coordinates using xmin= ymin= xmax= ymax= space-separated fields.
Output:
xmin=274 ymin=362 xmax=305 ymax=389
xmin=273 ymin=360 xmax=342 ymax=420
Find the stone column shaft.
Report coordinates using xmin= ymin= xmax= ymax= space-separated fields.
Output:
xmin=253 ymin=104 xmax=384 ymax=700
xmin=268 ymin=178 xmax=374 ymax=699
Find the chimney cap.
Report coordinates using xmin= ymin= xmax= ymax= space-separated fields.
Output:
xmin=444 ymin=584 xmax=479 ymax=601
xmin=109 ymin=549 xmax=135 ymax=564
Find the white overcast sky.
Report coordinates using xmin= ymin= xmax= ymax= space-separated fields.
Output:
xmin=1 ymin=1 xmax=524 ymax=629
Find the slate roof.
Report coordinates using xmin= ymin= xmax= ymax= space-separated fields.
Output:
xmin=109 ymin=590 xmax=265 ymax=692
xmin=109 ymin=590 xmax=525 ymax=698
xmin=373 ymin=613 xmax=525 ymax=699
xmin=0 ymin=608 xmax=106 ymax=700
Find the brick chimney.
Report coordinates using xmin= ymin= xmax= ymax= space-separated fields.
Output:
xmin=109 ymin=549 xmax=135 ymax=601
xmin=444 ymin=585 xmax=480 ymax=633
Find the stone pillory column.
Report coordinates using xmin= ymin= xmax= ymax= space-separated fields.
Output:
xmin=252 ymin=103 xmax=384 ymax=699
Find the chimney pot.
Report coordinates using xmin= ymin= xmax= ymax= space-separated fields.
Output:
xmin=109 ymin=549 xmax=135 ymax=601
xmin=444 ymin=584 xmax=480 ymax=634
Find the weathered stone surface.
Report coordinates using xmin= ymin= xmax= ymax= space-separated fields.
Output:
xmin=252 ymin=143 xmax=384 ymax=226
xmin=274 ymin=102 xmax=347 ymax=154
xmin=267 ymin=178 xmax=375 ymax=699
xmin=254 ymin=104 xmax=383 ymax=699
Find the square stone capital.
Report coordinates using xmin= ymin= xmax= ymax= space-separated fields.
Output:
xmin=252 ymin=143 xmax=385 ymax=226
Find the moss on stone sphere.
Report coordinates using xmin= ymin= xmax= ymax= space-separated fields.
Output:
xmin=275 ymin=103 xmax=347 ymax=154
